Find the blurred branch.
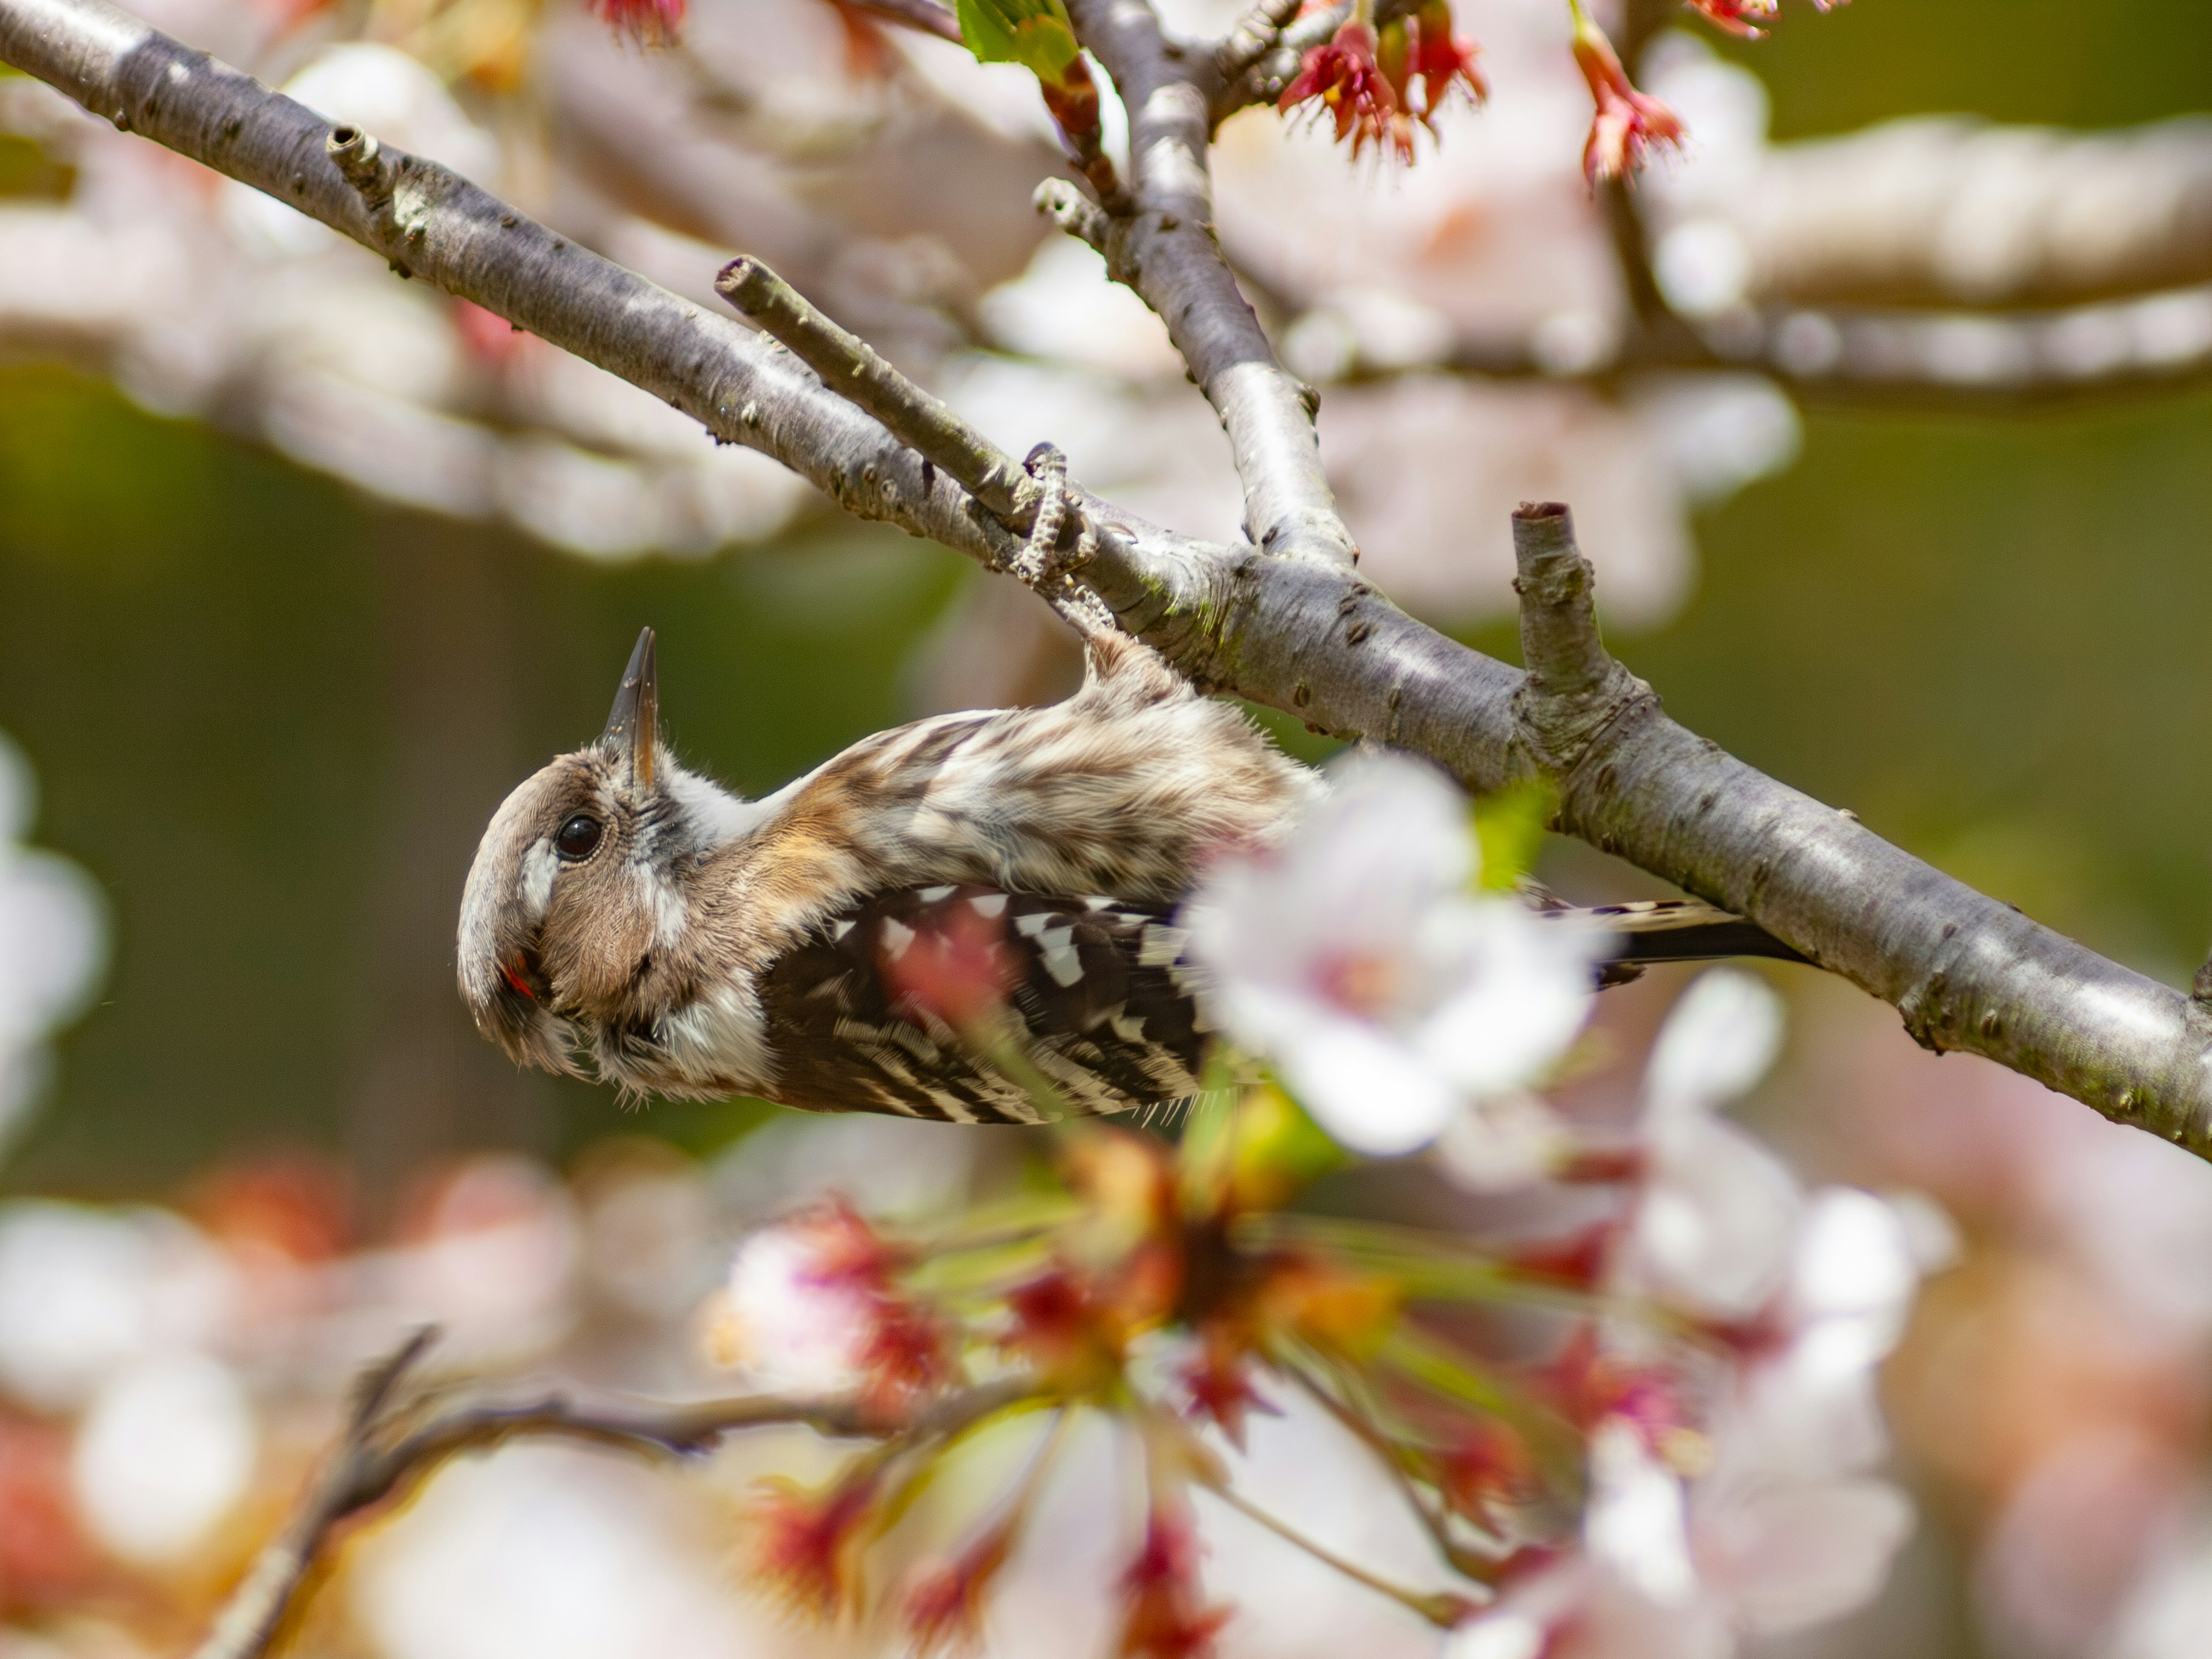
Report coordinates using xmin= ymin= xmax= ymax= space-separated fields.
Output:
xmin=1723 ymin=116 xmax=2212 ymax=313
xmin=1320 ymin=283 xmax=2212 ymax=410
xmin=191 ymin=1330 xmax=1026 ymax=1659
xmin=1063 ymin=0 xmax=1359 ymax=566
xmin=12 ymin=0 xmax=2212 ymax=1157
xmin=1210 ymin=0 xmax=1301 ymax=90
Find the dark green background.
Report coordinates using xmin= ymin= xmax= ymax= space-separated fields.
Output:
xmin=5 ymin=0 xmax=2211 ymax=1195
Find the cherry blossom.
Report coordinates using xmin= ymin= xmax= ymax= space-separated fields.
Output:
xmin=1183 ymin=752 xmax=1600 ymax=1158
xmin=705 ymin=1198 xmax=949 ymax=1408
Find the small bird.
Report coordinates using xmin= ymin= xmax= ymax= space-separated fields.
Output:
xmin=457 ymin=628 xmax=1799 ymax=1124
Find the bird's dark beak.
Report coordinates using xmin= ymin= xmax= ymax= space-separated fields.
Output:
xmin=603 ymin=626 xmax=660 ymax=787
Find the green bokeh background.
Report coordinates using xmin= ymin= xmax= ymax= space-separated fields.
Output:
xmin=5 ymin=0 xmax=2212 ymax=1195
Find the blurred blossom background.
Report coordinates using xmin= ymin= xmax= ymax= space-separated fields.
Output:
xmin=7 ymin=0 xmax=2212 ymax=1655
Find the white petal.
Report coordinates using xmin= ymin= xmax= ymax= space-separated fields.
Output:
xmin=1790 ymin=1187 xmax=1919 ymax=1334
xmin=1435 ymin=1093 xmax=1567 ymax=1194
xmin=73 ymin=1352 xmax=257 ymax=1565
xmin=1645 ymin=968 xmax=1783 ymax=1116
xmin=1586 ymin=1420 xmax=1698 ymax=1607
xmin=1184 ymin=752 xmax=1476 ymax=1006
xmin=1628 ymin=1116 xmax=1802 ymax=1320
xmin=1419 ymin=902 xmax=1600 ymax=1094
xmin=1278 ymin=1015 xmax=1462 ymax=1156
xmin=1446 ymin=1613 xmax=1547 ymax=1659
xmin=1698 ymin=1477 xmax=1914 ymax=1634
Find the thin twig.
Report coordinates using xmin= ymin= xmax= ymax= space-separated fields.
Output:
xmin=188 ymin=1330 xmax=1031 ymax=1659
xmin=1203 ymin=1477 xmax=1479 ymax=1627
xmin=1287 ymin=1365 xmax=1510 ymax=1586
xmin=1508 ymin=502 xmax=1656 ymax=775
xmin=714 ymin=253 xmax=1031 ymax=522
xmin=713 ymin=255 xmax=1115 ymax=634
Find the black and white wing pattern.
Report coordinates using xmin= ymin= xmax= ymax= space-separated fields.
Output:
xmin=755 ymin=884 xmax=1211 ymax=1125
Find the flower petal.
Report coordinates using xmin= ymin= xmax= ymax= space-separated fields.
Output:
xmin=1645 ymin=968 xmax=1783 ymax=1117
xmin=1277 ymin=1013 xmax=1463 ymax=1156
xmin=1586 ymin=1419 xmax=1698 ymax=1606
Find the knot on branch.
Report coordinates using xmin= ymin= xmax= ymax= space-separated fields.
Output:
xmin=1034 ymin=178 xmax=1113 ymax=260
xmin=324 ymin=123 xmax=393 ymax=210
xmin=1509 ymin=501 xmax=1655 ymax=775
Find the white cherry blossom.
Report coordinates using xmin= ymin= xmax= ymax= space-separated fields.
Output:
xmin=1183 ymin=753 xmax=1600 ymax=1158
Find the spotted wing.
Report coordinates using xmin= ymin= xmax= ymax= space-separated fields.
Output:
xmin=755 ymin=884 xmax=1211 ymax=1125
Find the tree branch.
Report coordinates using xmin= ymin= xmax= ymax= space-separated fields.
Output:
xmin=1319 ymin=286 xmax=2212 ymax=411
xmin=10 ymin=0 xmax=2212 ymax=1157
xmin=715 ymin=254 xmax=1032 ymax=523
xmin=1506 ymin=506 xmax=2212 ymax=1150
xmin=1060 ymin=0 xmax=1360 ymax=567
xmin=190 ymin=1330 xmax=1027 ymax=1659
xmin=1718 ymin=115 xmax=2212 ymax=314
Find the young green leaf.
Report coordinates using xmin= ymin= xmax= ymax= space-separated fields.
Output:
xmin=953 ymin=0 xmax=1084 ymax=82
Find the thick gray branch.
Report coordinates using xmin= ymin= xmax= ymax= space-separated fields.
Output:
xmin=12 ymin=0 xmax=2212 ymax=1157
xmin=1062 ymin=0 xmax=1358 ymax=568
xmin=1508 ymin=514 xmax=2212 ymax=1150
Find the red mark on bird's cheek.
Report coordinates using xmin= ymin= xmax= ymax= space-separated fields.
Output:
xmin=502 ymin=956 xmax=539 ymax=1002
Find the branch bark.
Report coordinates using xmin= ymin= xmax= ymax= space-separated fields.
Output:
xmin=9 ymin=0 xmax=2212 ymax=1157
xmin=1060 ymin=0 xmax=1359 ymax=568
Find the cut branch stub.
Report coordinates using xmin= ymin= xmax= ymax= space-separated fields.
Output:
xmin=1508 ymin=501 xmax=1655 ymax=775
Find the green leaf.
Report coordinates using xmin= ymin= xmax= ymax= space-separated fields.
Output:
xmin=954 ymin=0 xmax=1084 ymax=81
xmin=1471 ymin=778 xmax=1556 ymax=892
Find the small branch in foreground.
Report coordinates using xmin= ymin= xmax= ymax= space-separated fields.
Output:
xmin=715 ymin=254 xmax=1030 ymax=523
xmin=190 ymin=1330 xmax=1026 ymax=1659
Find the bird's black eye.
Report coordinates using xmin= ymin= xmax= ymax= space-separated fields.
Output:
xmin=555 ymin=813 xmax=604 ymax=859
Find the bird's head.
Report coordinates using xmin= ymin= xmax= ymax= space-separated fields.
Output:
xmin=457 ymin=628 xmax=749 ymax=1074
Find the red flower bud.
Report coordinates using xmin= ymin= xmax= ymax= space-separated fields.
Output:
xmin=904 ymin=1524 xmax=1016 ymax=1654
xmin=883 ymin=902 xmax=1016 ymax=1031
xmin=1277 ymin=20 xmax=1401 ymax=160
xmin=1410 ymin=0 xmax=1486 ymax=122
xmin=1683 ymin=0 xmax=1777 ymax=36
xmin=1570 ymin=14 xmax=1683 ymax=182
